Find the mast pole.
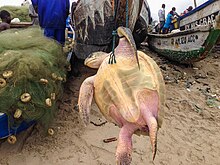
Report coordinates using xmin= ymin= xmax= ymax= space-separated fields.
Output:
xmin=193 ymin=0 xmax=197 ymax=8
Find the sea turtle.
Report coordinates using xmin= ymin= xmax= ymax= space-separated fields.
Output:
xmin=78 ymin=26 xmax=165 ymax=164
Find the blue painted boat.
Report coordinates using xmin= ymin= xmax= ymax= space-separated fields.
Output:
xmin=179 ymin=0 xmax=220 ymax=30
xmin=0 ymin=113 xmax=35 ymax=139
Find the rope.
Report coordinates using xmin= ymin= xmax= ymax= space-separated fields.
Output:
xmin=108 ymin=0 xmax=129 ymax=64
xmin=125 ymin=0 xmax=129 ymax=28
xmin=109 ymin=0 xmax=120 ymax=64
xmin=108 ymin=30 xmax=117 ymax=64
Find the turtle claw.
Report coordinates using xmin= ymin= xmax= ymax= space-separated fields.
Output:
xmin=116 ymin=152 xmax=132 ymax=165
xmin=73 ymin=104 xmax=79 ymax=112
xmin=82 ymin=115 xmax=90 ymax=126
xmin=79 ymin=109 xmax=90 ymax=127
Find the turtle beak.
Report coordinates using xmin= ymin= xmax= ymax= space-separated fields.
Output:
xmin=84 ymin=54 xmax=96 ymax=67
xmin=84 ymin=52 xmax=109 ymax=69
xmin=117 ymin=27 xmax=140 ymax=69
xmin=84 ymin=56 xmax=92 ymax=66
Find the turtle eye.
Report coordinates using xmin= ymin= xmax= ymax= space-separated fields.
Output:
xmin=87 ymin=54 xmax=93 ymax=58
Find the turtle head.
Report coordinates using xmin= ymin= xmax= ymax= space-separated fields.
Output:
xmin=117 ymin=26 xmax=140 ymax=69
xmin=84 ymin=51 xmax=109 ymax=69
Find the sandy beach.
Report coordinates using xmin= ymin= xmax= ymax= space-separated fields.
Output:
xmin=0 ymin=46 xmax=219 ymax=165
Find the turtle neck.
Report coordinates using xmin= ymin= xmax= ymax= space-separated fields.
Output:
xmin=115 ymin=37 xmax=136 ymax=57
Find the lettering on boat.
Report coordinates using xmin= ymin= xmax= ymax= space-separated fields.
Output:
xmin=157 ymin=39 xmax=168 ymax=46
xmin=171 ymin=34 xmax=199 ymax=45
xmin=181 ymin=11 xmax=220 ymax=30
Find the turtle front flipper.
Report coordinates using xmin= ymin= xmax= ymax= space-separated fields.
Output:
xmin=78 ymin=75 xmax=96 ymax=126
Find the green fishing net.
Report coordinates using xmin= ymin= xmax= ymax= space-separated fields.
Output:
xmin=0 ymin=27 xmax=67 ymax=129
xmin=0 ymin=6 xmax=31 ymax=22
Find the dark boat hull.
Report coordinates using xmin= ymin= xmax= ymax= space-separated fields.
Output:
xmin=73 ymin=0 xmax=150 ymax=59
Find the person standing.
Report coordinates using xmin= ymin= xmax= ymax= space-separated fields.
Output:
xmin=172 ymin=7 xmax=179 ymax=17
xmin=31 ymin=0 xmax=70 ymax=45
xmin=158 ymin=4 xmax=165 ymax=33
xmin=29 ymin=3 xmax=39 ymax=25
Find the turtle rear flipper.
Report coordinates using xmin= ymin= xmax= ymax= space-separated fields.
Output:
xmin=116 ymin=124 xmax=138 ymax=165
xmin=78 ymin=75 xmax=96 ymax=126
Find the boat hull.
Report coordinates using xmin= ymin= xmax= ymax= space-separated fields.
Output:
xmin=73 ymin=0 xmax=150 ymax=59
xmin=179 ymin=0 xmax=220 ymax=30
xmin=148 ymin=22 xmax=220 ymax=63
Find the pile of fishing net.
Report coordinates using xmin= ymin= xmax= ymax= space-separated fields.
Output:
xmin=0 ymin=6 xmax=31 ymax=22
xmin=0 ymin=27 xmax=67 ymax=130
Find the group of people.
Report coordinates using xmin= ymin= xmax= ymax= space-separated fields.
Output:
xmin=0 ymin=0 xmax=78 ymax=45
xmin=158 ymin=4 xmax=193 ymax=34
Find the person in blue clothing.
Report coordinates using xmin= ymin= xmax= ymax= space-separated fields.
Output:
xmin=66 ymin=15 xmax=74 ymax=39
xmin=31 ymin=0 xmax=70 ymax=45
xmin=162 ymin=10 xmax=174 ymax=34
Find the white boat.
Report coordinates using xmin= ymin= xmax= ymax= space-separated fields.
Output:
xmin=179 ymin=0 xmax=220 ymax=30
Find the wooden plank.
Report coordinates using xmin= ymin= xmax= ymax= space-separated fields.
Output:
xmin=10 ymin=22 xmax=33 ymax=28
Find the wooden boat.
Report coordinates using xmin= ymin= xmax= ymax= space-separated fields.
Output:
xmin=179 ymin=0 xmax=220 ymax=31
xmin=73 ymin=0 xmax=151 ymax=59
xmin=148 ymin=15 xmax=220 ymax=63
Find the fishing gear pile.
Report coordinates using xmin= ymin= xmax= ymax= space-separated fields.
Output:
xmin=0 ymin=28 xmax=67 ymax=129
